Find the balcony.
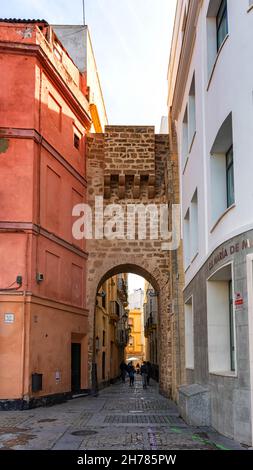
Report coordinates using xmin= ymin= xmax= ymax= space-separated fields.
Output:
xmin=117 ymin=278 xmax=128 ymax=305
xmin=144 ymin=314 xmax=157 ymax=337
xmin=109 ymin=300 xmax=120 ymax=322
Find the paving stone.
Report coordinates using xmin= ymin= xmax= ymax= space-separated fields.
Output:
xmin=0 ymin=377 xmax=245 ymax=450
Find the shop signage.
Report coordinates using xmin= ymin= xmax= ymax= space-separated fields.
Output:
xmin=209 ymin=238 xmax=253 ymax=271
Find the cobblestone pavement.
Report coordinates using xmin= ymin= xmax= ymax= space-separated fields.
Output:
xmin=0 ymin=377 xmax=245 ymax=450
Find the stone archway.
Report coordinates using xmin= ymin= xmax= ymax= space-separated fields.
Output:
xmin=85 ymin=125 xmax=183 ymax=398
xmin=92 ymin=263 xmax=161 ymax=391
xmin=87 ymin=257 xmax=170 ymax=396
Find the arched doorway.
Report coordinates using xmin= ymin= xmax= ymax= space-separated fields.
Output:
xmin=94 ymin=268 xmax=159 ymax=391
xmin=87 ymin=261 xmax=170 ymax=396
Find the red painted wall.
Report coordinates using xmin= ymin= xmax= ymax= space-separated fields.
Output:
xmin=0 ymin=22 xmax=90 ymax=400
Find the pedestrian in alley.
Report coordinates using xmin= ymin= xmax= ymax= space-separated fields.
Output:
xmin=120 ymin=361 xmax=127 ymax=383
xmin=141 ymin=361 xmax=148 ymax=389
xmin=128 ymin=362 xmax=135 ymax=387
xmin=146 ymin=361 xmax=152 ymax=386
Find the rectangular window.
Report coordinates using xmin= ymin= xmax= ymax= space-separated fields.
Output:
xmin=102 ymin=330 xmax=106 ymax=347
xmin=185 ymin=297 xmax=194 ymax=369
xmin=74 ymin=133 xmax=80 ymax=150
xmin=226 ymin=145 xmax=235 ymax=207
xmin=217 ymin=0 xmax=228 ymax=51
xmin=183 ymin=209 xmax=190 ymax=269
xmin=207 ymin=264 xmax=236 ymax=373
xmin=102 ymin=293 xmax=106 ymax=309
xmin=210 ymin=112 xmax=234 ymax=226
xmin=190 ymin=189 xmax=199 ymax=260
xmin=188 ymin=75 xmax=196 ymax=149
xmin=182 ymin=107 xmax=188 ymax=167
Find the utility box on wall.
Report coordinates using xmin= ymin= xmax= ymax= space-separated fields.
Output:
xmin=32 ymin=373 xmax=43 ymax=392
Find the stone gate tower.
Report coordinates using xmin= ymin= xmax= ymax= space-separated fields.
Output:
xmin=86 ymin=125 xmax=184 ymax=399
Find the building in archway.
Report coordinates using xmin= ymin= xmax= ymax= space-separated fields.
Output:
xmin=144 ymin=281 xmax=158 ymax=381
xmin=95 ymin=273 xmax=129 ymax=387
xmin=126 ymin=308 xmax=145 ymax=367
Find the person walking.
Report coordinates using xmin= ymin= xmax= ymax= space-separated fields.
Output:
xmin=128 ymin=362 xmax=135 ymax=387
xmin=120 ymin=361 xmax=127 ymax=383
xmin=146 ymin=361 xmax=152 ymax=386
xmin=141 ymin=361 xmax=148 ymax=389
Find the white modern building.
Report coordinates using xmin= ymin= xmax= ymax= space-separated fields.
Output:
xmin=168 ymin=0 xmax=253 ymax=445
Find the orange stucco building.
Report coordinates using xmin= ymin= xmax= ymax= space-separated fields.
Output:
xmin=0 ymin=19 xmax=91 ymax=408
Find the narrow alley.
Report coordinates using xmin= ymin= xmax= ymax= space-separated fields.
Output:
xmin=0 ymin=377 xmax=243 ymax=451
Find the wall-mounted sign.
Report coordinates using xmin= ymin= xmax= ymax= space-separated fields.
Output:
xmin=209 ymin=238 xmax=253 ymax=271
xmin=235 ymin=293 xmax=244 ymax=309
xmin=4 ymin=313 xmax=15 ymax=323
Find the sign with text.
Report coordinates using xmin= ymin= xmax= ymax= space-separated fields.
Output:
xmin=4 ymin=313 xmax=15 ymax=323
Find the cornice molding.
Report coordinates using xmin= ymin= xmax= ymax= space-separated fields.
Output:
xmin=172 ymin=0 xmax=202 ymax=120
xmin=0 ymin=41 xmax=91 ymax=128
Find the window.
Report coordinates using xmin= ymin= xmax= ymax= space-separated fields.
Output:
xmin=206 ymin=0 xmax=229 ymax=78
xmin=185 ymin=297 xmax=194 ymax=369
xmin=74 ymin=133 xmax=80 ymax=150
xmin=183 ymin=209 xmax=190 ymax=269
xmin=207 ymin=264 xmax=236 ymax=373
xmin=183 ymin=189 xmax=198 ymax=270
xmin=226 ymin=146 xmax=234 ymax=207
xmin=190 ymin=189 xmax=199 ymax=260
xmin=210 ymin=112 xmax=235 ymax=226
xmin=216 ymin=0 xmax=228 ymax=51
xmin=129 ymin=336 xmax=134 ymax=347
xmin=181 ymin=74 xmax=196 ymax=170
xmin=102 ymin=293 xmax=106 ymax=309
xmin=102 ymin=352 xmax=105 ymax=380
xmin=102 ymin=330 xmax=106 ymax=347
xmin=182 ymin=106 xmax=188 ymax=167
xmin=188 ymin=75 xmax=196 ymax=148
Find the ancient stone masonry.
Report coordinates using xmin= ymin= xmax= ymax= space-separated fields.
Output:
xmin=86 ymin=125 xmax=182 ymax=399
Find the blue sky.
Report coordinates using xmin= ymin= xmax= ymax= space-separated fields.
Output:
xmin=1 ymin=0 xmax=177 ymax=131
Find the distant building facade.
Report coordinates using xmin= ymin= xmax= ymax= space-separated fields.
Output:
xmin=143 ymin=282 xmax=158 ymax=381
xmin=128 ymin=288 xmax=144 ymax=310
xmin=125 ymin=290 xmax=145 ymax=366
xmin=95 ymin=274 xmax=129 ymax=387
xmin=168 ymin=0 xmax=253 ymax=445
